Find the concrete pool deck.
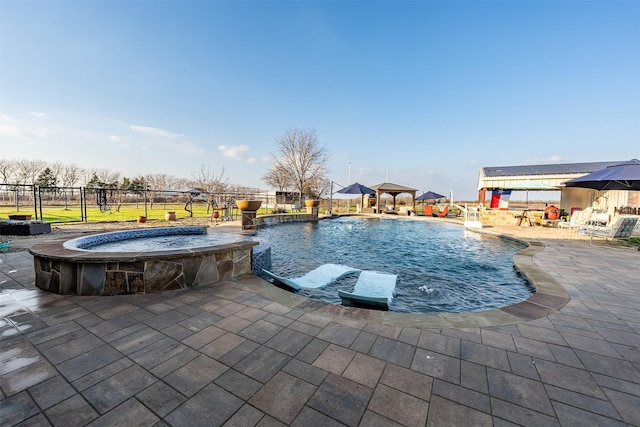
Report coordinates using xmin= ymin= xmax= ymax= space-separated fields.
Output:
xmin=1 ymin=218 xmax=639 ymax=426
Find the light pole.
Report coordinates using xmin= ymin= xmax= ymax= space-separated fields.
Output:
xmin=348 ymin=163 xmax=351 ymax=212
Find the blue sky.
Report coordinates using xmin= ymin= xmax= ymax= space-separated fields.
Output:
xmin=1 ymin=1 xmax=639 ymax=200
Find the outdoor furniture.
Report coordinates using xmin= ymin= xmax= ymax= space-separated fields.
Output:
xmin=435 ymin=206 xmax=450 ymax=217
xmin=558 ymin=210 xmax=586 ymax=236
xmin=0 ymin=220 xmax=51 ymax=236
xmin=583 ymin=215 xmax=639 ymax=245
xmin=515 ymin=210 xmax=532 ymax=226
xmin=338 ymin=270 xmax=397 ymax=311
xmin=261 ymin=264 xmax=360 ymax=292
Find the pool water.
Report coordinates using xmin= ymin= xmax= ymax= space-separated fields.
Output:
xmin=83 ymin=232 xmax=250 ymax=252
xmin=257 ymin=217 xmax=534 ymax=313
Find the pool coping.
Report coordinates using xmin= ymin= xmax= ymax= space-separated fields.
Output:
xmin=238 ymin=226 xmax=571 ymax=329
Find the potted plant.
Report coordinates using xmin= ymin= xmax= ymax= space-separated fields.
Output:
xmin=137 ymin=216 xmax=147 ymax=223
xmin=236 ymin=200 xmax=262 ymax=211
xmin=303 ymin=178 xmax=328 ymax=208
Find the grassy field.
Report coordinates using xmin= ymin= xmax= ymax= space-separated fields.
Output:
xmin=0 ymin=203 xmax=271 ymax=224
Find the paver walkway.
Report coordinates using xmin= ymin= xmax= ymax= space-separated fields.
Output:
xmin=1 ymin=222 xmax=639 ymax=426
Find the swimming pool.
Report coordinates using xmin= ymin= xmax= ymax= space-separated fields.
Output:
xmin=257 ymin=216 xmax=534 ymax=313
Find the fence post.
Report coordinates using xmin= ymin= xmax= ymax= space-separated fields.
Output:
xmin=82 ymin=187 xmax=88 ymax=222
xmin=38 ymin=186 xmax=44 ymax=220
xmin=33 ymin=185 xmax=39 ymax=220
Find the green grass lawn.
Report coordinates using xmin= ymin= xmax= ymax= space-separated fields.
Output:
xmin=0 ymin=203 xmax=272 ymax=223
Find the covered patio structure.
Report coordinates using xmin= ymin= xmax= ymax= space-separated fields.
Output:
xmin=369 ymin=183 xmax=417 ymax=214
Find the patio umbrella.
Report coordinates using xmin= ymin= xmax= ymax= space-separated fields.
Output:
xmin=502 ymin=179 xmax=558 ymax=207
xmin=335 ymin=182 xmax=376 ymax=196
xmin=335 ymin=182 xmax=376 ymax=212
xmin=416 ymin=190 xmax=446 ymax=216
xmin=563 ymin=159 xmax=640 ymax=191
xmin=416 ymin=190 xmax=446 ymax=201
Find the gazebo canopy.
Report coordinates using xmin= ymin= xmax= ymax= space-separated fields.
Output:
xmin=370 ymin=182 xmax=417 ymax=211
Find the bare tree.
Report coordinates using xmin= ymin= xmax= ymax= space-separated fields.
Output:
xmin=191 ymin=164 xmax=228 ymax=195
xmin=95 ymin=169 xmax=120 ymax=187
xmin=14 ymin=159 xmax=46 ymax=202
xmin=306 ymin=176 xmax=331 ymax=199
xmin=145 ymin=173 xmax=178 ymax=209
xmin=0 ymin=159 xmax=15 ymax=184
xmin=262 ymin=163 xmax=292 ymax=192
xmin=60 ymin=163 xmax=83 ymax=187
xmin=15 ymin=159 xmax=46 ymax=185
xmin=191 ymin=164 xmax=228 ymax=213
xmin=58 ymin=163 xmax=83 ymax=209
xmin=191 ymin=163 xmax=224 ymax=197
xmin=267 ymin=128 xmax=329 ymax=202
xmin=49 ymin=161 xmax=63 ymax=184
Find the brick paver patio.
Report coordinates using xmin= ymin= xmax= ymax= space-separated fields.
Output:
xmin=1 ymin=221 xmax=639 ymax=426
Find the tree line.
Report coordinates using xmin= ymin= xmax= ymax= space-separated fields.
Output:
xmin=2 ymin=127 xmax=333 ymax=203
xmin=0 ymin=159 xmax=242 ymax=195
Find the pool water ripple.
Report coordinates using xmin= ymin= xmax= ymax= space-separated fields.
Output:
xmin=257 ymin=217 xmax=534 ymax=313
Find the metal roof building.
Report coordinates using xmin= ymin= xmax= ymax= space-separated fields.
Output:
xmin=477 ymin=161 xmax=635 ymax=217
xmin=477 ymin=161 xmax=623 ymax=192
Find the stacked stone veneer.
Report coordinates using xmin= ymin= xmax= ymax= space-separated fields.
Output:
xmin=255 ymin=212 xmax=318 ymax=227
xmin=30 ymin=227 xmax=262 ymax=296
xmin=479 ymin=209 xmax=521 ymax=226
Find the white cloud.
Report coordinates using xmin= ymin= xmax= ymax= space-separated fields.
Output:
xmin=260 ymin=155 xmax=272 ymax=163
xmin=174 ymin=140 xmax=203 ymax=154
xmin=246 ymin=157 xmax=257 ymax=164
xmin=129 ymin=125 xmax=185 ymax=140
xmin=0 ymin=124 xmax=47 ymax=139
xmin=218 ymin=144 xmax=250 ymax=161
xmin=0 ymin=114 xmax=47 ymax=138
xmin=109 ymin=135 xmax=120 ymax=142
xmin=0 ymin=125 xmax=23 ymax=138
xmin=30 ymin=112 xmax=49 ymax=119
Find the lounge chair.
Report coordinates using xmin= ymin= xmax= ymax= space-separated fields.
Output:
xmin=583 ymin=215 xmax=639 ymax=246
xmin=338 ymin=270 xmax=397 ymax=310
xmin=433 ymin=205 xmax=458 ymax=218
xmin=435 ymin=206 xmax=449 ymax=217
xmin=261 ymin=263 xmax=360 ymax=292
xmin=558 ymin=210 xmax=586 ymax=236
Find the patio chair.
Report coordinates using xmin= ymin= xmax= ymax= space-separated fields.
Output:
xmin=583 ymin=215 xmax=639 ymax=246
xmin=262 ymin=263 xmax=360 ymax=292
xmin=558 ymin=210 xmax=586 ymax=236
xmin=435 ymin=206 xmax=449 ymax=217
xmin=338 ymin=270 xmax=397 ymax=311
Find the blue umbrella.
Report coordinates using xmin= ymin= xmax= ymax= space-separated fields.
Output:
xmin=416 ymin=190 xmax=446 ymax=201
xmin=336 ymin=182 xmax=376 ymax=195
xmin=335 ymin=183 xmax=376 ymax=213
xmin=564 ymin=159 xmax=640 ymax=191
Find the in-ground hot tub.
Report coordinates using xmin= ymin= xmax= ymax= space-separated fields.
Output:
xmin=29 ymin=226 xmax=271 ymax=296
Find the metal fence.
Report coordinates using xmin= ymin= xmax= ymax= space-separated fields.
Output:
xmin=0 ymin=184 xmax=286 ymax=223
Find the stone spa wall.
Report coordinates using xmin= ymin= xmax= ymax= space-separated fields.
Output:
xmin=29 ymin=227 xmax=267 ymax=296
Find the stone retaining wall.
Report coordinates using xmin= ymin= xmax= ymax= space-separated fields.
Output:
xmin=29 ymin=227 xmax=261 ymax=296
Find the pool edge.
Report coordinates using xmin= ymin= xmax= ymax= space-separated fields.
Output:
xmin=238 ymin=227 xmax=571 ymax=329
